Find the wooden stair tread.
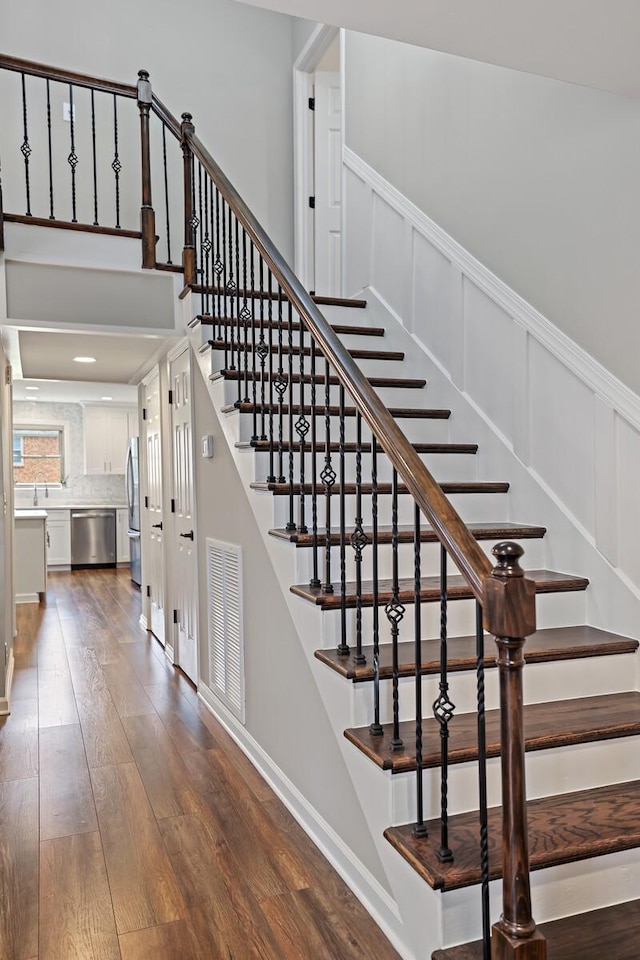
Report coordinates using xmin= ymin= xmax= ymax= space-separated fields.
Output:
xmin=385 ymin=779 xmax=640 ymax=891
xmin=432 ymin=898 xmax=640 ymax=960
xmin=345 ymin=691 xmax=640 ymax=773
xmin=209 ymin=340 xmax=404 ymax=361
xmin=315 ymin=624 xmax=637 ymax=681
xmin=252 ymin=480 xmax=508 ymax=496
xmin=271 ymin=520 xmax=543 ymax=547
xmin=189 ymin=283 xmax=366 ymax=308
xmin=200 ymin=315 xmax=385 ymax=336
xmin=217 ymin=371 xmax=427 ymax=388
xmin=291 ymin=569 xmax=588 ymax=610
xmin=242 ymin=441 xmax=476 ymax=455
xmin=223 ymin=402 xmax=450 ymax=418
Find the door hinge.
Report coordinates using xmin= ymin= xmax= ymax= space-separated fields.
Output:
xmin=144 ymin=495 xmax=149 ymax=509
xmin=5 ymin=365 xmax=12 ymax=386
xmin=308 ymin=196 xmax=315 ymax=209
xmin=142 ymin=407 xmax=147 ymax=420
xmin=173 ymin=609 xmax=179 ymax=624
xmin=168 ymin=389 xmax=173 ymax=405
xmin=171 ymin=498 xmax=176 ymax=513
xmin=146 ymin=585 xmax=151 ymax=598
xmin=308 ymin=97 xmax=315 ymax=111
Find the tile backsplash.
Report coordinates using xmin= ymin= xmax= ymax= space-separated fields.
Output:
xmin=13 ymin=400 xmax=126 ymax=505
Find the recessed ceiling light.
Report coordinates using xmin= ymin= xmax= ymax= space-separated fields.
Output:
xmin=25 ymin=386 xmax=39 ymax=391
xmin=101 ymin=396 xmax=113 ymax=401
xmin=73 ymin=356 xmax=96 ymax=363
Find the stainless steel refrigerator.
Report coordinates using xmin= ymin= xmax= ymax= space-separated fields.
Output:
xmin=125 ymin=437 xmax=142 ymax=587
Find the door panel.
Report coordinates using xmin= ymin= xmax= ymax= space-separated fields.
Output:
xmin=169 ymin=348 xmax=198 ymax=684
xmin=144 ymin=373 xmax=165 ymax=645
xmin=314 ymin=70 xmax=342 ymax=296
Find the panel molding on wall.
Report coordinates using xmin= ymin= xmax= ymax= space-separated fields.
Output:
xmin=343 ymin=145 xmax=640 ymax=601
xmin=206 ymin=537 xmax=245 ymax=723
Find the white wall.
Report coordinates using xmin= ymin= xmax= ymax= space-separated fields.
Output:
xmin=1 ymin=0 xmax=296 ymax=262
xmin=344 ymin=31 xmax=640 ymax=395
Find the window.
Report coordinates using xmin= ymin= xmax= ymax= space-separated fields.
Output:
xmin=13 ymin=426 xmax=65 ymax=486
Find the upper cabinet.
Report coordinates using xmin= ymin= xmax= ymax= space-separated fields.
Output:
xmin=84 ymin=405 xmax=137 ymax=475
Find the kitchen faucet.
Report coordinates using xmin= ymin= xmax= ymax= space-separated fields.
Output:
xmin=32 ymin=472 xmax=49 ymax=506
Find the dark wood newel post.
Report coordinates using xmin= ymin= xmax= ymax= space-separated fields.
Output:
xmin=180 ymin=112 xmax=197 ymax=285
xmin=484 ymin=542 xmax=547 ymax=960
xmin=136 ymin=69 xmax=156 ymax=269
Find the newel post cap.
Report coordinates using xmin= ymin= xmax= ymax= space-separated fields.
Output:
xmin=181 ymin=111 xmax=195 ymax=134
xmin=136 ymin=69 xmax=152 ymax=105
xmin=484 ymin=541 xmax=536 ymax=639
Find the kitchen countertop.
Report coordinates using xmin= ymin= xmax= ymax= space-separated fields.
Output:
xmin=15 ymin=503 xmax=127 ymax=511
xmin=15 ymin=509 xmax=48 ymax=519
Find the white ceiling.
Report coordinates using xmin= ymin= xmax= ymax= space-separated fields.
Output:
xmin=241 ymin=0 xmax=640 ymax=98
xmin=12 ymin=379 xmax=138 ymax=405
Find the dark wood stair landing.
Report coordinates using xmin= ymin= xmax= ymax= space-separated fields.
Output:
xmin=344 ymin=691 xmax=640 ymax=773
xmin=432 ymin=898 xmax=640 ymax=960
xmin=315 ymin=625 xmax=637 ymax=682
xmin=385 ymin=779 xmax=640 ymax=891
xmin=271 ymin=520 xmax=543 ymax=548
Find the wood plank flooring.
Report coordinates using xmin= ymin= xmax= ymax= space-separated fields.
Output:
xmin=1 ymin=568 xmax=400 ymax=959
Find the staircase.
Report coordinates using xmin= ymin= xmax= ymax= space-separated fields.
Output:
xmin=4 ymin=53 xmax=640 ymax=960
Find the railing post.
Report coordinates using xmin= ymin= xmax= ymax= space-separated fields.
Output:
xmin=484 ymin=542 xmax=547 ymax=960
xmin=180 ymin=112 xmax=197 ymax=285
xmin=136 ymin=70 xmax=156 ymax=269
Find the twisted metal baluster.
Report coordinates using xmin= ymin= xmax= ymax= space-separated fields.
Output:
xmin=197 ymin=163 xmax=204 ymax=316
xmin=434 ymin=545 xmax=454 ymax=860
xmin=257 ymin=257 xmax=267 ymax=443
xmin=274 ymin=285 xmax=286 ymax=483
xmin=321 ymin=357 xmax=335 ymax=593
xmin=350 ymin=412 xmax=367 ymax=664
xmin=370 ymin=434 xmax=383 ymax=736
xmin=413 ymin=504 xmax=427 ymax=838
xmin=337 ymin=384 xmax=349 ymax=655
xmin=112 ymin=94 xmax=121 ymax=228
xmin=266 ymin=271 xmax=275 ymax=481
xmin=309 ymin=339 xmax=320 ymax=587
xmin=201 ymin=174 xmax=211 ymax=317
xmin=162 ymin=124 xmax=172 ymax=263
xmin=235 ymin=216 xmax=243 ymax=405
xmin=249 ymin=240 xmax=258 ymax=440
xmin=240 ymin=227 xmax=252 ymax=403
xmin=213 ymin=186 xmax=223 ymax=334
xmin=220 ymin=196 xmax=229 ymax=370
xmin=386 ymin=467 xmax=405 ymax=750
xmin=68 ymin=84 xmax=79 ymax=222
xmin=295 ymin=314 xmax=309 ymax=534
xmin=20 ymin=73 xmax=32 ymax=217
xmin=286 ymin=301 xmax=296 ymax=531
xmin=46 ymin=80 xmax=54 ymax=219
xmin=90 ymin=89 xmax=99 ymax=225
xmin=476 ymin=600 xmax=491 ymax=960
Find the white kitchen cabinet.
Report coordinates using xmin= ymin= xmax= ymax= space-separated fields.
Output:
xmin=46 ymin=509 xmax=71 ymax=566
xmin=84 ymin=406 xmax=134 ymax=475
xmin=14 ymin=510 xmax=47 ymax=602
xmin=116 ymin=508 xmax=130 ymax=564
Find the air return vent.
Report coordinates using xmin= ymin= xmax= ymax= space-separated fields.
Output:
xmin=206 ymin=538 xmax=245 ymax=723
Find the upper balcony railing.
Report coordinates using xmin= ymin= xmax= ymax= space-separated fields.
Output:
xmin=0 ymin=53 xmax=545 ymax=960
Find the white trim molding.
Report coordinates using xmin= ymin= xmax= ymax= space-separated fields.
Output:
xmin=0 ymin=650 xmax=15 ymax=715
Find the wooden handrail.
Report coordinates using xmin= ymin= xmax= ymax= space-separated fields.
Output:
xmin=150 ymin=95 xmax=182 ymax=140
xmin=0 ymin=54 xmax=137 ymax=98
xmin=184 ymin=126 xmax=493 ymax=602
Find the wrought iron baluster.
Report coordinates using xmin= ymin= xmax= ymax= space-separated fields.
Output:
xmin=370 ymin=434 xmax=383 ymax=736
xmin=350 ymin=412 xmax=366 ymax=664
xmin=257 ymin=257 xmax=267 ymax=443
xmin=309 ymin=339 xmax=320 ymax=587
xmin=161 ymin=124 xmax=172 ymax=263
xmin=240 ymin=227 xmax=251 ymax=404
xmin=235 ymin=216 xmax=243 ymax=406
xmin=476 ymin=600 xmax=491 ymax=960
xmin=266 ymin=270 xmax=275 ymax=481
xmin=434 ymin=545 xmax=454 ymax=859
xmin=286 ymin=301 xmax=296 ymax=531
xmin=201 ymin=174 xmax=211 ymax=317
xmin=337 ymin=383 xmax=349 ymax=655
xmin=197 ymin=162 xmax=204 ymax=316
xmin=226 ymin=202 xmax=236 ymax=372
xmin=90 ymin=89 xmax=98 ymax=224
xmin=68 ymin=84 xmax=79 ymax=222
xmin=386 ymin=466 xmax=404 ymax=750
xmin=112 ymin=94 xmax=121 ymax=228
xmin=274 ymin=285 xmax=286 ymax=483
xmin=46 ymin=79 xmax=54 ymax=219
xmin=249 ymin=239 xmax=258 ymax=440
xmin=413 ymin=505 xmax=427 ymax=837
xmin=295 ymin=315 xmax=309 ymax=534
xmin=20 ymin=73 xmax=32 ymax=217
xmin=321 ymin=358 xmax=335 ymax=593
xmin=213 ymin=186 xmax=223 ymax=335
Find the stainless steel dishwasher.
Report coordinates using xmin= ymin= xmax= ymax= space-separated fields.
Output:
xmin=70 ymin=509 xmax=116 ymax=568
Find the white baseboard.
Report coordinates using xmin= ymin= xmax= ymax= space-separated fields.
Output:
xmin=197 ymin=682 xmax=416 ymax=960
xmin=0 ymin=650 xmax=15 ymax=715
xmin=15 ymin=593 xmax=40 ymax=604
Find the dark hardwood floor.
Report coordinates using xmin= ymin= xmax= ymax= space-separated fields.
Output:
xmin=1 ymin=568 xmax=400 ymax=960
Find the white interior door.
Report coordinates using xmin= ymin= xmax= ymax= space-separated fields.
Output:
xmin=169 ymin=347 xmax=198 ymax=684
xmin=314 ymin=69 xmax=342 ymax=296
xmin=144 ymin=372 xmax=165 ymax=645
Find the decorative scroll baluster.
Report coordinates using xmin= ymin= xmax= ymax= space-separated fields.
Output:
xmin=90 ymin=89 xmax=98 ymax=225
xmin=309 ymin=339 xmax=320 ymax=588
xmin=286 ymin=301 xmax=296 ymax=532
xmin=249 ymin=240 xmax=258 ymax=437
xmin=266 ymin=271 xmax=275 ymax=482
xmin=68 ymin=84 xmax=79 ymax=222
xmin=234 ymin=216 xmax=243 ymax=405
xmin=274 ymin=285 xmax=286 ymax=483
xmin=220 ymin=193 xmax=229 ymax=369
xmin=226 ymin=204 xmax=236 ymax=374
xmin=112 ymin=94 xmax=121 ymax=228
xmin=386 ymin=467 xmax=404 ymax=750
xmin=201 ymin=174 xmax=211 ymax=316
xmin=213 ymin=186 xmax=223 ymax=330
xmin=196 ymin=163 xmax=204 ymax=315
xmin=20 ymin=73 xmax=32 ymax=216
xmin=241 ymin=227 xmax=251 ymax=403
xmin=295 ymin=315 xmax=309 ymax=535
xmin=350 ymin=412 xmax=366 ymax=664
xmin=476 ymin=600 xmax=491 ymax=960
xmin=337 ymin=384 xmax=349 ymax=656
xmin=137 ymin=69 xmax=155 ymax=266
xmin=256 ymin=257 xmax=267 ymax=443
xmin=370 ymin=434 xmax=383 ymax=736
xmin=162 ymin=124 xmax=172 ymax=263
xmin=413 ymin=506 xmax=427 ymax=837
xmin=434 ymin=545 xmax=454 ymax=860
xmin=321 ymin=358 xmax=336 ymax=593
xmin=46 ymin=80 xmax=54 ymax=219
